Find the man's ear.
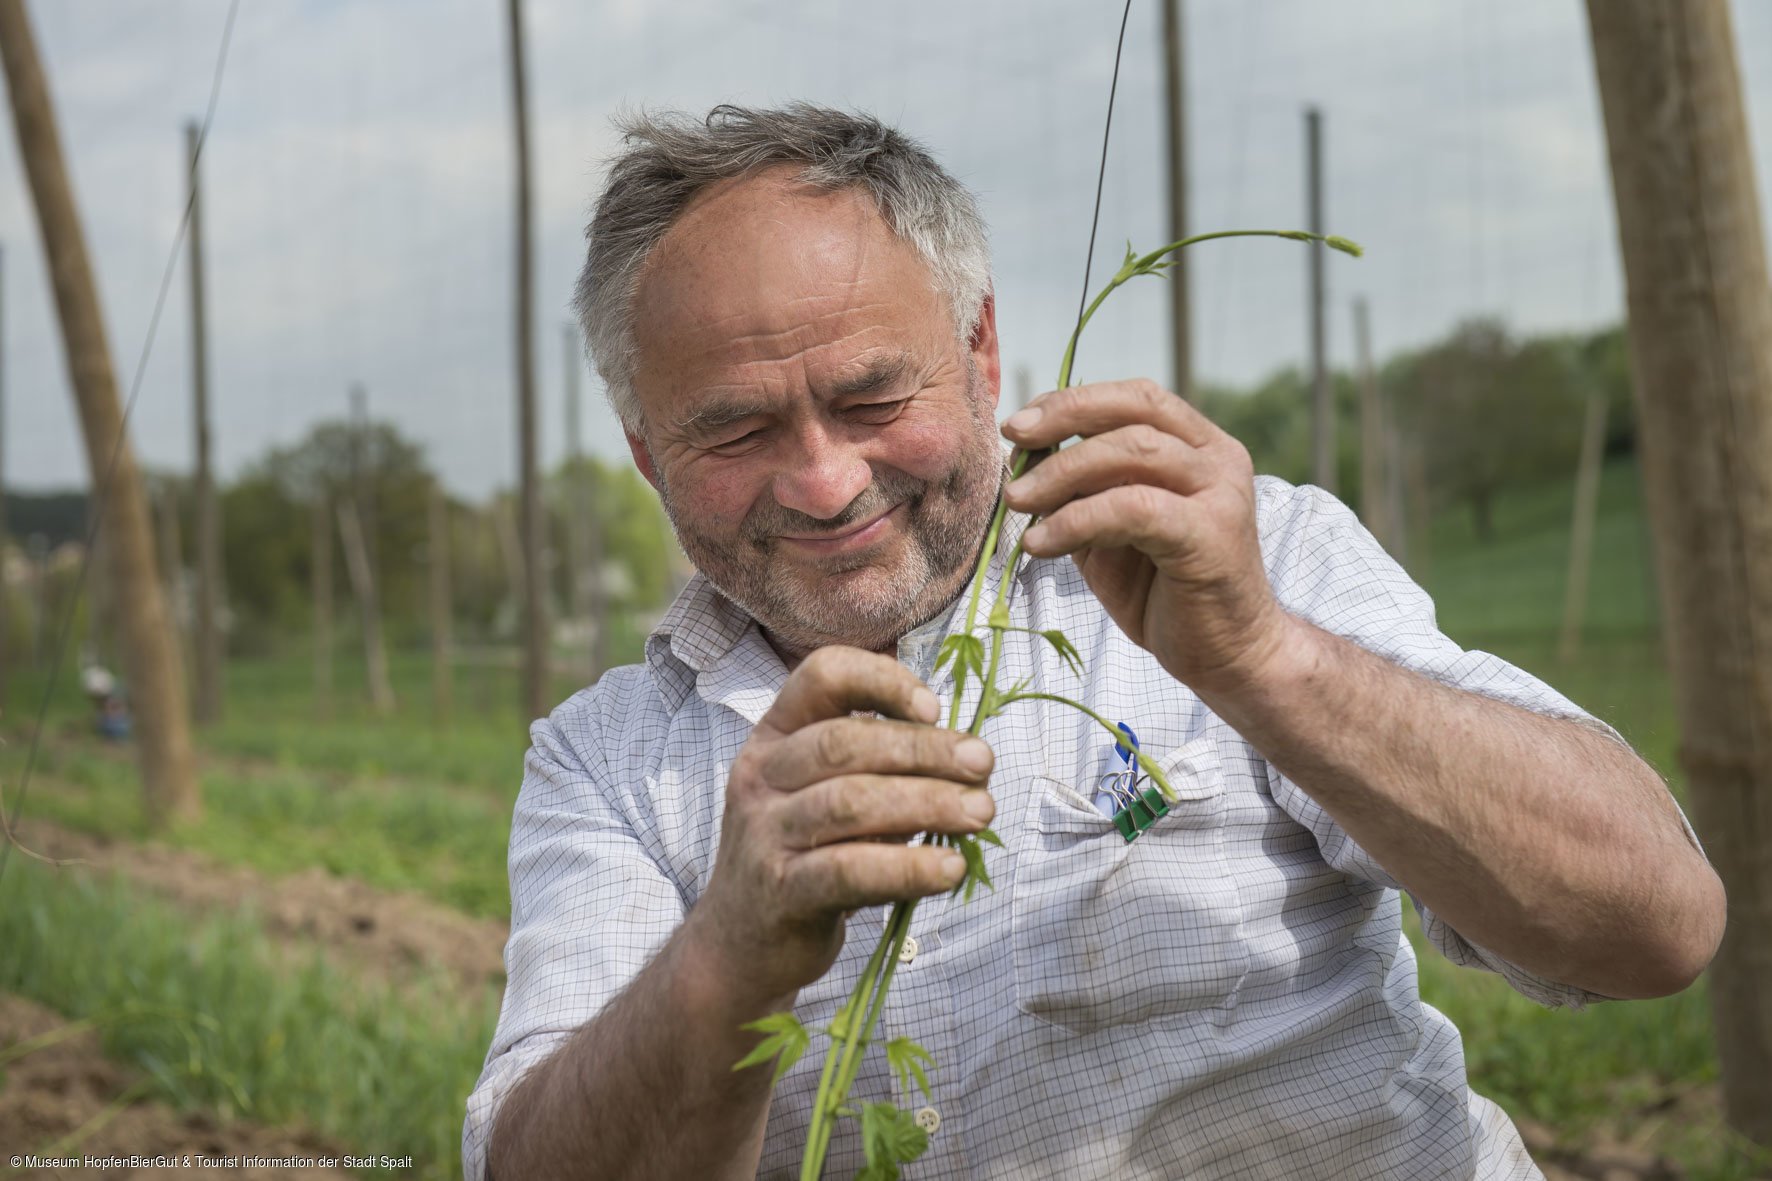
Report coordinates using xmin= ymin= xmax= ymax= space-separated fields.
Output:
xmin=626 ymin=430 xmax=663 ymax=494
xmin=967 ymin=290 xmax=1002 ymax=412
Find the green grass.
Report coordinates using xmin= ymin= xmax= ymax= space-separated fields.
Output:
xmin=0 ymin=857 xmax=499 ymax=1179
xmin=1404 ymin=457 xmax=1770 ymax=1178
xmin=14 ymin=743 xmax=515 ymax=921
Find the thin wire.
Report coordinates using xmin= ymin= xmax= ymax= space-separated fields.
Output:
xmin=0 ymin=0 xmax=243 ymax=888
xmin=1067 ymin=0 xmax=1136 ymax=385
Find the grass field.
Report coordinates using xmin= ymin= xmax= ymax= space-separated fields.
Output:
xmin=0 ymin=453 xmax=1767 ymax=1178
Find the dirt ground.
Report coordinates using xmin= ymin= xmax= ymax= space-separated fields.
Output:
xmin=0 ymin=994 xmax=351 ymax=1178
xmin=8 ymin=818 xmax=507 ymax=998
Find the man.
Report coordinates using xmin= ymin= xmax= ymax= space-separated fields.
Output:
xmin=465 ymin=103 xmax=1724 ymax=1180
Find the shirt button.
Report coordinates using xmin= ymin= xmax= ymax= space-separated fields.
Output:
xmin=898 ymin=935 xmax=920 ymax=965
xmin=914 ymin=1106 xmax=941 ymax=1134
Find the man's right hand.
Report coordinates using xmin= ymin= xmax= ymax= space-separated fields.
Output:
xmin=686 ymin=646 xmax=998 ymax=1006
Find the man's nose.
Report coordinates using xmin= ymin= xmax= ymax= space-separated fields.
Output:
xmin=771 ymin=422 xmax=872 ymax=522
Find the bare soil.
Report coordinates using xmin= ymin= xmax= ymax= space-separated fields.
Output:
xmin=0 ymin=994 xmax=350 ymax=1178
xmin=9 ymin=818 xmax=507 ymax=999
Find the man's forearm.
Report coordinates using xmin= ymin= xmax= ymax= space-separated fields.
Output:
xmin=488 ymin=910 xmax=792 ymax=1181
xmin=1199 ymin=613 xmax=1725 ymax=1000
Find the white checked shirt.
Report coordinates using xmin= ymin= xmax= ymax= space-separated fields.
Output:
xmin=464 ymin=468 xmax=1705 ymax=1181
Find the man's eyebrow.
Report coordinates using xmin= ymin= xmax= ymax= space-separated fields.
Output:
xmin=827 ymin=354 xmax=910 ymax=398
xmin=673 ymin=397 xmax=774 ymax=437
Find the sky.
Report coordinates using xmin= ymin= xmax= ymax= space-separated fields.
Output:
xmin=0 ymin=0 xmax=1769 ymax=500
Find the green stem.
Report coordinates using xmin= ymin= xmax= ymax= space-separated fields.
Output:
xmin=799 ymin=899 xmax=918 ymax=1179
xmin=800 ymin=912 xmax=896 ymax=1181
xmin=994 ymin=690 xmax=1179 ymax=802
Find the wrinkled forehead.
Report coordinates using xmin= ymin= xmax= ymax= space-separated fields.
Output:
xmin=629 ymin=170 xmax=950 ymax=402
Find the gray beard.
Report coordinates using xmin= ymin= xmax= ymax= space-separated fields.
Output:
xmin=652 ymin=375 xmax=1008 ymax=658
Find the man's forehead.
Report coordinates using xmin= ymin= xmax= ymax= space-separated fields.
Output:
xmin=631 ymin=170 xmax=948 ymax=402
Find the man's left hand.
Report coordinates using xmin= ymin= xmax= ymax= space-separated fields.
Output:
xmin=1001 ymin=377 xmax=1294 ymax=694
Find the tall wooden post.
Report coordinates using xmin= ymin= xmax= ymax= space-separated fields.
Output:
xmin=0 ymin=243 xmax=8 ymax=713
xmin=185 ymin=121 xmax=222 ymax=724
xmin=337 ymin=498 xmax=394 ymax=716
xmin=311 ymin=492 xmax=332 ymax=718
xmin=1557 ymin=387 xmax=1608 ymax=665
xmin=563 ymin=326 xmax=586 ymax=624
xmin=1587 ymin=0 xmax=1772 ymax=1144
xmin=1161 ymin=0 xmax=1190 ymax=401
xmin=508 ymin=0 xmax=546 ymax=720
xmin=1305 ymin=107 xmax=1334 ymax=493
xmin=0 ymin=0 xmax=199 ymax=826
xmin=428 ymin=480 xmax=452 ymax=721
xmin=564 ymin=324 xmax=608 ymax=680
xmin=154 ymin=480 xmax=185 ymax=644
xmin=1353 ymin=297 xmax=1389 ymax=550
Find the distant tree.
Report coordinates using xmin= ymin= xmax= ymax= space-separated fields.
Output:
xmin=249 ymin=419 xmax=436 ymax=636
xmin=1386 ymin=318 xmax=1586 ymax=542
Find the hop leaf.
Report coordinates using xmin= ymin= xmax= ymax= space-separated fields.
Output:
xmin=948 ymin=832 xmax=996 ymax=902
xmin=885 ymin=1037 xmax=937 ymax=1101
xmin=935 ymin=633 xmax=986 ymax=687
xmin=731 ymin=1011 xmax=810 ymax=1086
xmin=859 ymin=1102 xmax=930 ymax=1177
xmin=1038 ymin=629 xmax=1085 ymax=678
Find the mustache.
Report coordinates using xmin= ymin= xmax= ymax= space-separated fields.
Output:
xmin=744 ymin=471 xmax=926 ymax=544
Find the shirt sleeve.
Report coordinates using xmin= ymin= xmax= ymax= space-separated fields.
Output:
xmin=1250 ymin=476 xmax=1708 ymax=1011
xmin=461 ymin=688 xmax=689 ymax=1181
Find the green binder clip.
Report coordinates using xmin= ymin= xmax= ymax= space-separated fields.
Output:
xmin=1104 ymin=723 xmax=1168 ymax=843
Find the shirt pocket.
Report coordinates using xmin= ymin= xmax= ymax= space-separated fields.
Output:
xmin=1009 ymin=734 xmax=1250 ymax=1034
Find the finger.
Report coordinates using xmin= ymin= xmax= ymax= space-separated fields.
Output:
xmin=760 ymin=717 xmax=995 ymax=793
xmin=1020 ymin=484 xmax=1199 ymax=560
xmin=782 ymin=842 xmax=969 ymax=914
xmin=775 ymin=774 xmax=995 ymax=850
xmin=1001 ymin=378 xmax=1219 ymax=450
xmin=757 ymin=646 xmax=940 ymax=739
xmin=1002 ymin=424 xmax=1212 ymax=517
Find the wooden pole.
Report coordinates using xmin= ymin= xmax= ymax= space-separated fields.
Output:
xmin=563 ymin=325 xmax=586 ymax=624
xmin=564 ymin=325 xmax=608 ymax=680
xmin=154 ymin=480 xmax=184 ymax=644
xmin=0 ymin=243 xmax=8 ymax=713
xmin=311 ymin=492 xmax=332 ymax=719
xmin=428 ymin=480 xmax=452 ymax=721
xmin=1386 ymin=417 xmax=1409 ymax=570
xmin=1305 ymin=107 xmax=1334 ymax=493
xmin=1557 ymin=387 xmax=1608 ymax=665
xmin=1353 ymin=296 xmax=1389 ymax=550
xmin=508 ymin=0 xmax=547 ymax=720
xmin=1587 ymin=0 xmax=1772 ymax=1143
xmin=336 ymin=498 xmax=394 ymax=716
xmin=185 ymin=121 xmax=222 ymax=724
xmin=1161 ymin=0 xmax=1191 ymax=402
xmin=0 ymin=0 xmax=199 ymax=826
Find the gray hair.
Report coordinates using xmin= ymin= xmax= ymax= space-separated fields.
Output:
xmin=573 ymin=102 xmax=993 ymax=435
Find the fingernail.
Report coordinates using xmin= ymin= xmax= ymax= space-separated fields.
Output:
xmin=1004 ymin=406 xmax=1042 ymax=432
xmin=941 ymin=851 xmax=967 ymax=877
xmin=957 ymin=738 xmax=993 ymax=775
xmin=911 ymin=686 xmax=940 ymax=722
xmin=963 ymin=791 xmax=994 ymax=822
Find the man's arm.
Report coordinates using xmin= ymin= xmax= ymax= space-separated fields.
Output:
xmin=1198 ymin=613 xmax=1726 ymax=1001
xmin=482 ymin=650 xmax=989 ymax=1180
xmin=487 ymin=908 xmax=789 ymax=1181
